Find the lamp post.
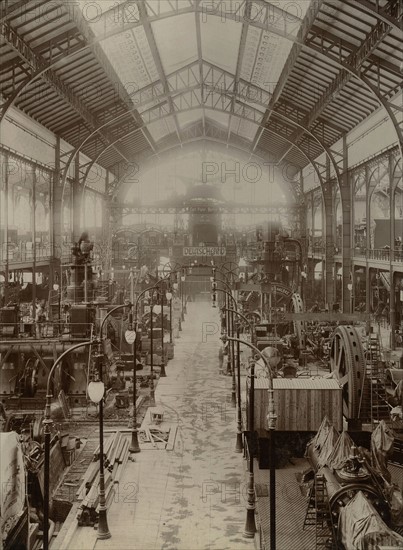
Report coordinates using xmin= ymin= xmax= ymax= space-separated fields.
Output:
xmin=348 ymin=281 xmax=353 ymax=314
xmin=245 ymin=356 xmax=256 ymax=539
xmin=180 ymin=272 xmax=185 ymax=321
xmin=168 ymin=289 xmax=173 ymax=343
xmin=53 ymin=283 xmax=60 ymax=334
xmin=212 ymin=267 xmax=237 ymax=377
xmin=221 ymin=335 xmax=277 ymax=546
xmin=43 ymin=339 xmax=96 ymax=550
xmin=212 ymin=282 xmax=238 ymax=407
xmin=222 ymin=308 xmax=254 ymax=454
xmin=160 ymin=288 xmax=167 ymax=378
xmin=88 ymin=352 xmax=111 ymax=539
xmin=126 ymin=312 xmax=140 ymax=454
xmin=89 ymin=302 xmax=134 ymax=537
xmin=149 ymin=291 xmax=156 ymax=406
xmin=129 ymin=283 xmax=164 ymax=450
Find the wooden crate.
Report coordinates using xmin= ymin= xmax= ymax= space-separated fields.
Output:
xmin=250 ymin=378 xmax=342 ymax=432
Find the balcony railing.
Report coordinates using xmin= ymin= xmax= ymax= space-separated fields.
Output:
xmin=0 ymin=242 xmax=74 ymax=264
xmin=307 ymin=247 xmax=403 ymax=263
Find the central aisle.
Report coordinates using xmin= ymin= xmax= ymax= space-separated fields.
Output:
xmin=66 ymin=301 xmax=256 ymax=550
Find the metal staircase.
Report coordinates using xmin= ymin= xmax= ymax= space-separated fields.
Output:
xmin=359 ymin=334 xmax=390 ymax=424
xmin=303 ymin=474 xmax=336 ymax=549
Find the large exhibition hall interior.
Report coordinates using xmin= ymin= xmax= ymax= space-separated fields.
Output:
xmin=0 ymin=1 xmax=402 ymax=549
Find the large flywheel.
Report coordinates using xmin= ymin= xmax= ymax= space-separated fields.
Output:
xmin=329 ymin=326 xmax=366 ymax=419
xmin=220 ymin=262 xmax=239 ymax=280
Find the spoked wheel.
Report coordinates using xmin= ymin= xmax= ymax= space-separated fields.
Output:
xmin=221 ymin=262 xmax=239 ymax=280
xmin=329 ymin=326 xmax=366 ymax=419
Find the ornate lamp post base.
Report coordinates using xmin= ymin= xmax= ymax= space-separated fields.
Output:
xmin=129 ymin=428 xmax=141 ymax=453
xmin=97 ymin=505 xmax=111 ymax=539
xmin=235 ymin=431 xmax=243 ymax=453
xmin=243 ymin=469 xmax=257 ymax=537
xmin=149 ymin=387 xmax=156 ymax=407
xmin=159 ymin=357 xmax=167 ymax=377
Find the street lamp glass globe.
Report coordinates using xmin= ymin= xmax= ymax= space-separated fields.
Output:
xmin=87 ymin=380 xmax=105 ymax=403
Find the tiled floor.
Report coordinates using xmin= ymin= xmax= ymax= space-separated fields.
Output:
xmin=56 ymin=302 xmax=256 ymax=550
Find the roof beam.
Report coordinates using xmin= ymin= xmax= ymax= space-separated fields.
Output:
xmin=0 ymin=0 xmax=40 ymax=24
xmin=226 ymin=0 xmax=251 ymax=146
xmin=52 ymin=0 xmax=159 ymax=157
xmin=195 ymin=0 xmax=205 ymax=136
xmin=342 ymin=0 xmax=402 ymax=33
xmin=250 ymin=0 xmax=325 ymax=154
xmin=136 ymin=0 xmax=183 ymax=146
xmin=0 ymin=21 xmax=131 ymax=164
xmin=275 ymin=16 xmax=392 ymax=165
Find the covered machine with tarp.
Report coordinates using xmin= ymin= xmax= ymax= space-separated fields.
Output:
xmin=0 ymin=431 xmax=27 ymax=549
xmin=339 ymin=491 xmax=403 ymax=549
xmin=303 ymin=418 xmax=403 ymax=547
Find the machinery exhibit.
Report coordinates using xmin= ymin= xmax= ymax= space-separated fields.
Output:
xmin=1 ymin=1 xmax=402 ymax=549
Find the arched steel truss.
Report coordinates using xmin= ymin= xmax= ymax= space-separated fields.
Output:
xmin=1 ymin=0 xmax=401 ymax=172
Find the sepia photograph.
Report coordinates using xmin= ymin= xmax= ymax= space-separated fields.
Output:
xmin=0 ymin=1 xmax=402 ymax=549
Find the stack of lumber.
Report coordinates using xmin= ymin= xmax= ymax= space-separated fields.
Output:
xmin=138 ymin=426 xmax=177 ymax=450
xmin=76 ymin=432 xmax=129 ymax=526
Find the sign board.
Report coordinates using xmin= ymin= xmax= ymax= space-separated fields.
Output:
xmin=183 ymin=246 xmax=226 ymax=256
xmin=125 ymin=330 xmax=136 ymax=344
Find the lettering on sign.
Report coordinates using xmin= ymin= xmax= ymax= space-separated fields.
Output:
xmin=271 ymin=285 xmax=292 ymax=298
xmin=183 ymin=247 xmax=226 ymax=256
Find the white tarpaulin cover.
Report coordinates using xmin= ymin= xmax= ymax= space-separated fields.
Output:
xmin=326 ymin=431 xmax=354 ymax=470
xmin=0 ymin=431 xmax=26 ymax=542
xmin=317 ymin=426 xmax=340 ymax=469
xmin=371 ymin=420 xmax=394 ymax=481
xmin=309 ymin=415 xmax=333 ymax=452
xmin=339 ymin=491 xmax=403 ymax=549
